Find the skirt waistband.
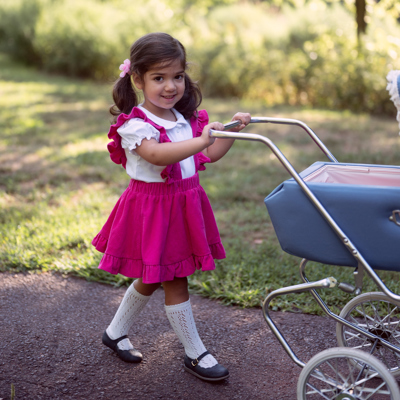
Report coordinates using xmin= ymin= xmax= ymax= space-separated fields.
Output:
xmin=128 ymin=173 xmax=200 ymax=195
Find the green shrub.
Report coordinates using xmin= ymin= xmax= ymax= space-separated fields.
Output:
xmin=196 ymin=2 xmax=400 ymax=115
xmin=33 ymin=0 xmax=179 ymax=78
xmin=0 ymin=0 xmax=43 ymax=64
xmin=33 ymin=1 xmax=123 ymax=78
xmin=0 ymin=0 xmax=399 ymax=114
xmin=0 ymin=0 xmax=180 ymax=79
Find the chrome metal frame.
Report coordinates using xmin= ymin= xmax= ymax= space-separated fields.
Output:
xmin=216 ymin=117 xmax=400 ymax=368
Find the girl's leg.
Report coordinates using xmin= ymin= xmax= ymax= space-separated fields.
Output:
xmin=103 ymin=278 xmax=160 ymax=361
xmin=163 ymin=276 xmax=189 ymax=306
xmin=163 ymin=277 xmax=224 ymax=372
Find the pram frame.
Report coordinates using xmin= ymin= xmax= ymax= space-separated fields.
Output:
xmin=216 ymin=118 xmax=400 ymax=369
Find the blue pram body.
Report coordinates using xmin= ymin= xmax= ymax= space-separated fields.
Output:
xmin=265 ymin=161 xmax=400 ymax=271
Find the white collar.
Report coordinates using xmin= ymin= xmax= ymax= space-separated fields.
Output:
xmin=138 ymin=105 xmax=188 ymax=129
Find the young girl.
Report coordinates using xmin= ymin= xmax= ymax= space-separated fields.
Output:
xmin=92 ymin=32 xmax=251 ymax=382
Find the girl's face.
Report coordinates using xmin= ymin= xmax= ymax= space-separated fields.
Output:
xmin=133 ymin=59 xmax=185 ymax=120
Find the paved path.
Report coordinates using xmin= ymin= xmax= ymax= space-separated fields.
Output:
xmin=0 ymin=272 xmax=339 ymax=400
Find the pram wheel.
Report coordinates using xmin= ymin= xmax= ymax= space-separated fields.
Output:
xmin=336 ymin=292 xmax=400 ymax=376
xmin=297 ymin=347 xmax=400 ymax=399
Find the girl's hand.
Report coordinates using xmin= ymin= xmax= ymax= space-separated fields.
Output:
xmin=201 ymin=121 xmax=225 ymax=148
xmin=227 ymin=112 xmax=251 ymax=132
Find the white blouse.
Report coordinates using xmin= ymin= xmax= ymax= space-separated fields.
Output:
xmin=117 ymin=106 xmax=196 ymax=182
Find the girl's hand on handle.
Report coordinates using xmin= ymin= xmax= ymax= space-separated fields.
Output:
xmin=227 ymin=112 xmax=251 ymax=132
xmin=201 ymin=121 xmax=225 ymax=148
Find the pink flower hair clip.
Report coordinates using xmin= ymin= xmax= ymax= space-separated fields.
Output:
xmin=119 ymin=59 xmax=131 ymax=78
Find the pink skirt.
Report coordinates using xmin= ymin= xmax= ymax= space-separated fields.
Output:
xmin=92 ymin=173 xmax=226 ymax=284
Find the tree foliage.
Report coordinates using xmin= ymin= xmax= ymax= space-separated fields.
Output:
xmin=260 ymin=0 xmax=400 ymax=39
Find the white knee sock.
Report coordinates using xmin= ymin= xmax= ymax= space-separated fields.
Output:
xmin=106 ymin=281 xmax=151 ymax=351
xmin=165 ymin=299 xmax=218 ymax=368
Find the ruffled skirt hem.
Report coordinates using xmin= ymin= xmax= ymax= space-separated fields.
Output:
xmin=93 ymin=233 xmax=225 ymax=284
xmin=92 ymin=174 xmax=226 ymax=284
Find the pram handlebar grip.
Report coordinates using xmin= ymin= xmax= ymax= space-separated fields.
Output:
xmin=223 ymin=120 xmax=242 ymax=130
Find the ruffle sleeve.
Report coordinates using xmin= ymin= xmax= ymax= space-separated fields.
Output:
xmin=118 ymin=118 xmax=160 ymax=154
xmin=193 ymin=109 xmax=210 ymax=138
xmin=107 ymin=129 xmax=127 ymax=169
xmin=197 ymin=152 xmax=211 ymax=171
xmin=386 ymin=70 xmax=400 ymax=135
xmin=191 ymin=110 xmax=211 ymax=171
xmin=107 ymin=107 xmax=165 ymax=169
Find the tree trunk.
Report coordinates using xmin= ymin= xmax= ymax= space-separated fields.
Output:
xmin=356 ymin=0 xmax=367 ymax=37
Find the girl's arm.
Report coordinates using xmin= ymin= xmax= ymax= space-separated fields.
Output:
xmin=134 ymin=121 xmax=225 ymax=166
xmin=203 ymin=112 xmax=251 ymax=163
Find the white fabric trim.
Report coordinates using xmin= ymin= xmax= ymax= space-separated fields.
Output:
xmin=386 ymin=70 xmax=400 ymax=135
xmin=138 ymin=105 xmax=187 ymax=129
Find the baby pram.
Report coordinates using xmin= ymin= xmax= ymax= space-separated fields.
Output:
xmin=211 ymin=115 xmax=400 ymax=399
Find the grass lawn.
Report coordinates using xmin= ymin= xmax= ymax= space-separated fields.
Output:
xmin=1 ymin=53 xmax=400 ymax=314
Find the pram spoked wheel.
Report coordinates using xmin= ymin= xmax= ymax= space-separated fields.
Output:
xmin=297 ymin=347 xmax=400 ymax=399
xmin=336 ymin=292 xmax=400 ymax=376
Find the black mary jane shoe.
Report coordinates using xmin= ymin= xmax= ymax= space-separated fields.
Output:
xmin=102 ymin=331 xmax=143 ymax=363
xmin=184 ymin=351 xmax=229 ymax=382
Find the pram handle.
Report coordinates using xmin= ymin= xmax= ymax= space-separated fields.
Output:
xmin=210 ymin=128 xmax=400 ymax=303
xmin=223 ymin=120 xmax=242 ymax=131
xmin=222 ymin=117 xmax=338 ymax=163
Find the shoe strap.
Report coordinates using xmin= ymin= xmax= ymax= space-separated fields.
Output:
xmin=113 ymin=334 xmax=129 ymax=344
xmin=190 ymin=350 xmax=210 ymax=367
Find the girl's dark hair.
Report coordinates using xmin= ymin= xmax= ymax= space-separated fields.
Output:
xmin=110 ymin=32 xmax=202 ymax=122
